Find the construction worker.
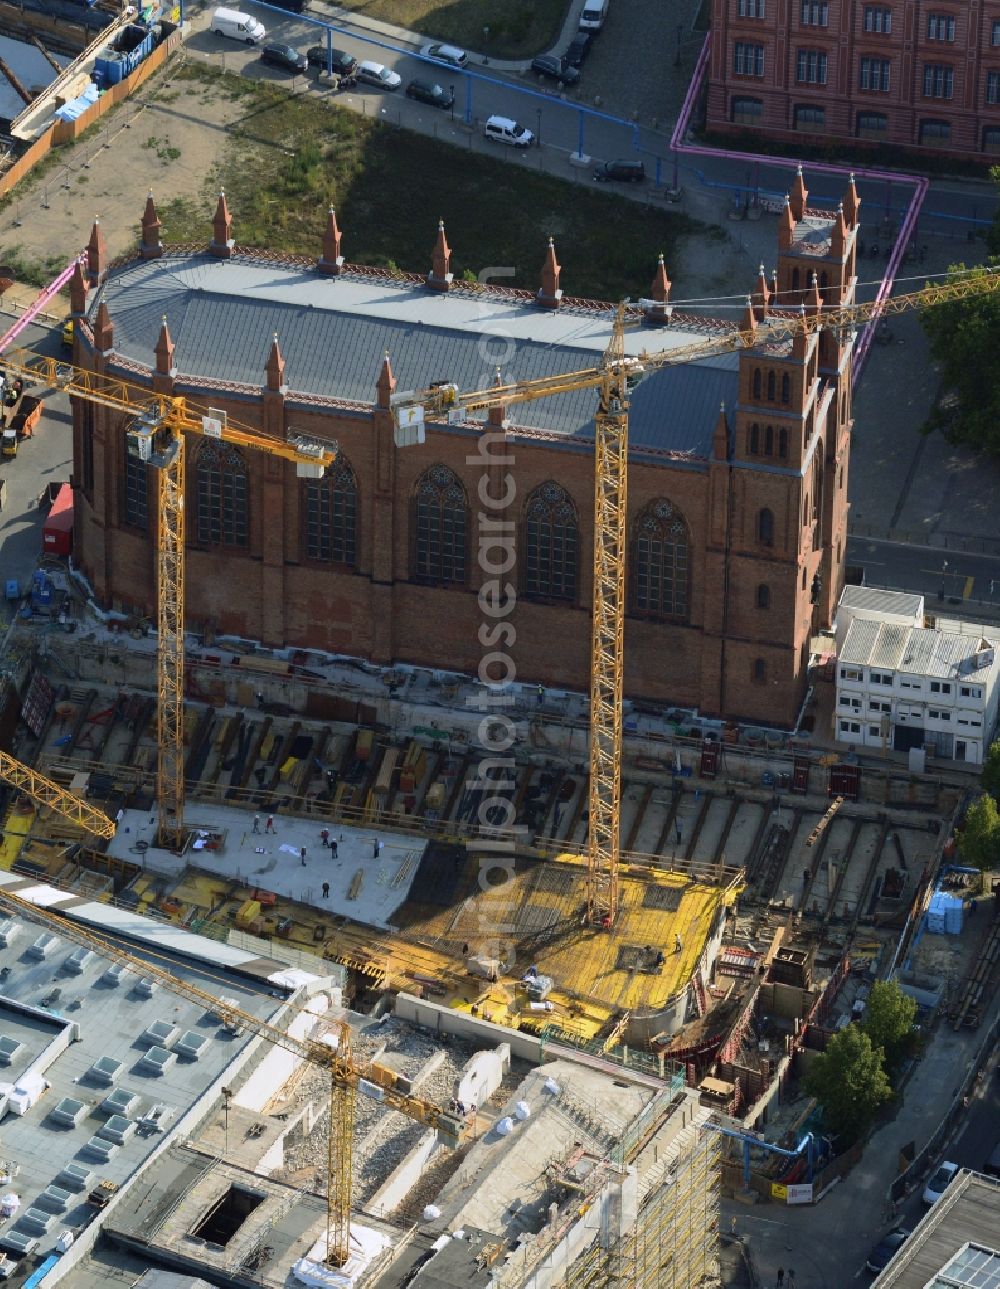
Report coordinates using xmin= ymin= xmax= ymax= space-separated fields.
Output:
xmin=253 ymin=815 xmax=260 ymax=834
xmin=321 ymin=881 xmax=330 ymax=898
xmin=675 ymin=933 xmax=683 ymax=954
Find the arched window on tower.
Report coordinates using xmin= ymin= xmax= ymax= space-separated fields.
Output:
xmin=748 ymin=423 xmax=760 ymax=454
xmin=764 ymin=425 xmax=774 ymax=456
xmin=195 ymin=441 xmax=248 ymax=547
xmin=524 ymin=481 xmax=579 ymax=601
xmin=631 ymin=499 xmax=690 ymax=620
xmin=767 ymin=371 xmax=776 ymax=401
xmin=781 ymin=373 xmax=790 ymax=404
xmin=752 ymin=368 xmax=762 ymax=399
xmin=413 ymin=464 xmax=467 ymax=585
xmin=753 ymin=658 xmax=767 ymax=684
xmin=303 ymin=456 xmax=357 ymax=566
xmin=123 ymin=447 xmax=149 ymax=531
xmin=778 ymin=428 xmax=789 ymax=460
xmin=820 ymin=270 xmax=829 ymax=293
xmin=757 ymin=583 xmax=771 ymax=609
xmin=757 ymin=507 xmax=774 ymax=547
xmin=791 ymin=267 xmax=800 ymax=292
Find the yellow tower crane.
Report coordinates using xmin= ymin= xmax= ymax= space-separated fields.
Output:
xmin=0 ymin=749 xmax=116 ymax=838
xmin=0 ymin=348 xmax=337 ymax=851
xmin=390 ymin=267 xmax=1000 ymax=928
xmin=0 ymin=882 xmax=466 ymax=1267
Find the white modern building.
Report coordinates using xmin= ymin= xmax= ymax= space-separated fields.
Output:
xmin=833 ymin=588 xmax=999 ymax=765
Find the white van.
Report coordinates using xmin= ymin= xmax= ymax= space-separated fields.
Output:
xmin=483 ymin=115 xmax=534 ymax=147
xmin=211 ymin=7 xmax=266 ymax=43
xmin=579 ymin=0 xmax=609 ymax=31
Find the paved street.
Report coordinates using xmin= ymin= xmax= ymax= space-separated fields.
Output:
xmin=0 ymin=320 xmax=72 ymax=605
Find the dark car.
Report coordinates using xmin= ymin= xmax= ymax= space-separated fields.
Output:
xmin=593 ymin=158 xmax=646 ymax=183
xmin=405 ymin=79 xmax=455 ymax=109
xmin=865 ymin=1229 xmax=909 ymax=1274
xmin=564 ymin=33 xmax=592 ymax=67
xmin=306 ymin=45 xmax=358 ymax=78
xmin=261 ymin=43 xmax=307 ymax=74
xmin=530 ymin=54 xmax=580 ymax=87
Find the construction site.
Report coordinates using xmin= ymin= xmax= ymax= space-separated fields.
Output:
xmin=0 ymin=168 xmax=998 ymax=1289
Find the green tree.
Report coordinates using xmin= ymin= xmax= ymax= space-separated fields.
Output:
xmin=861 ymin=979 xmax=917 ymax=1074
xmin=981 ymin=739 xmax=1000 ymax=800
xmin=920 ymin=263 xmax=1000 ymax=456
xmin=804 ymin=1025 xmax=891 ymax=1143
xmin=959 ymin=794 xmax=1000 ymax=873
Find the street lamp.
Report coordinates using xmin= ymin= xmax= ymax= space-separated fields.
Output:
xmin=482 ymin=25 xmax=490 ymax=65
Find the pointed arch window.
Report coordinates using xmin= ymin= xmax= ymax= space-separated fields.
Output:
xmin=764 ymin=425 xmax=774 ymax=456
xmin=631 ymin=499 xmax=690 ymax=620
xmin=752 ymin=369 xmax=762 ymax=399
xmin=781 ymin=373 xmax=791 ymax=404
xmin=195 ymin=441 xmax=248 ymax=547
xmin=123 ymin=448 xmax=149 ymax=530
xmin=748 ymin=423 xmax=760 ymax=454
xmin=753 ymin=658 xmax=767 ymax=684
xmin=767 ymin=370 xmax=776 ymax=401
xmin=778 ymin=428 xmax=789 ymax=459
xmin=303 ymin=457 xmax=357 ymax=566
xmin=524 ymin=481 xmax=579 ymax=601
xmin=413 ymin=464 xmax=467 ymax=585
xmin=757 ymin=583 xmax=771 ymax=609
xmin=757 ymin=507 xmax=774 ymax=547
xmin=791 ymin=267 xmax=800 ymax=292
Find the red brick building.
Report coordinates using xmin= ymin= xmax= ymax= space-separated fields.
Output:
xmin=68 ymin=176 xmax=855 ymax=728
xmin=708 ymin=0 xmax=1000 ymax=159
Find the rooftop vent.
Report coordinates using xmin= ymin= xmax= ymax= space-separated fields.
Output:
xmin=139 ymin=1020 xmax=178 ymax=1049
xmin=0 ymin=919 xmax=19 ymax=949
xmin=16 ymin=1208 xmax=50 ymax=1237
xmin=100 ymin=964 xmax=130 ymax=988
xmin=55 ymin=1163 xmax=92 ymax=1193
xmin=133 ymin=977 xmax=157 ymax=999
xmin=62 ymin=948 xmax=94 ymax=976
xmin=81 ymin=1135 xmax=118 ymax=1163
xmin=0 ymin=1036 xmax=22 ymax=1067
xmin=87 ymin=1056 xmax=122 ymax=1087
xmin=98 ymin=1115 xmax=134 ymax=1146
xmin=35 ymin=1186 xmax=71 ymax=1215
xmin=137 ymin=1046 xmax=175 ymax=1076
xmin=47 ymin=1097 xmax=87 ymax=1129
xmin=26 ymin=933 xmax=58 ymax=961
xmin=100 ymin=1088 xmax=139 ymax=1118
xmin=175 ymin=1031 xmax=208 ymax=1061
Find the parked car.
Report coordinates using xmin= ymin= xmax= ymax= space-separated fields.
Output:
xmin=357 ymin=60 xmax=401 ymax=90
xmin=593 ymin=158 xmax=646 ymax=183
xmin=483 ymin=114 xmax=534 ymax=147
xmin=405 ymin=79 xmax=454 ymax=109
xmin=865 ymin=1229 xmax=909 ymax=1274
xmin=306 ymin=45 xmax=357 ymax=78
xmin=260 ymin=43 xmax=307 ymax=74
xmin=564 ymin=33 xmax=592 ymax=67
xmin=530 ymin=54 xmax=580 ymax=87
xmin=923 ymin=1161 xmax=959 ymax=1205
xmin=420 ymin=42 xmax=467 ymax=68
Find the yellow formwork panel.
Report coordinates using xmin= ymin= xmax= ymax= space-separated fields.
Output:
xmin=0 ymin=806 xmax=33 ymax=871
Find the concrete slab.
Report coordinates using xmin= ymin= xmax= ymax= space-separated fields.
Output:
xmin=108 ymin=805 xmax=427 ymax=930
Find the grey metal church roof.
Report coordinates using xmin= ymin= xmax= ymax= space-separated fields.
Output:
xmin=92 ymin=255 xmax=739 ymax=458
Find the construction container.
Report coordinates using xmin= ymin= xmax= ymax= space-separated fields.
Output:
xmin=374 ymin=747 xmax=399 ymax=797
xmin=42 ymin=484 xmax=74 ymax=556
xmin=356 ymin=729 xmax=373 ymax=762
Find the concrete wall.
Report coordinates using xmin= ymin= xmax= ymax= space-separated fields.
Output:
xmin=366 ymin=1128 xmax=443 ymax=1218
xmin=233 ymin=989 xmax=335 ymax=1111
xmin=759 ymin=980 xmax=812 ymax=1020
xmin=395 ymin=993 xmax=544 ymax=1063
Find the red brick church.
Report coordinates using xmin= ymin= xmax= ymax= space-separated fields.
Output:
xmin=69 ymin=168 xmax=856 ymax=727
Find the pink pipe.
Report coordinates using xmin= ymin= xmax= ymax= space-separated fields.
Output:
xmin=670 ymin=35 xmax=929 ymax=379
xmin=0 ymin=253 xmax=84 ymax=354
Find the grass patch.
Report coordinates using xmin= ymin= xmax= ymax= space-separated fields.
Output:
xmin=0 ymin=246 xmax=72 ymax=288
xmin=166 ymin=67 xmax=701 ymax=300
xmin=335 ymin=0 xmax=569 ymax=60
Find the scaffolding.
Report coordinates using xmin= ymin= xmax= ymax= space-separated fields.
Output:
xmin=558 ymin=1113 xmax=721 ymax=1289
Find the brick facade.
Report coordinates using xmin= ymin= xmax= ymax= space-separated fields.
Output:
xmin=69 ymin=183 xmax=855 ymax=729
xmin=708 ymin=0 xmax=1000 ymax=160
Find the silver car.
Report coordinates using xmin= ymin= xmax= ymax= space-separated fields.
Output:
xmin=357 ymin=60 xmax=401 ymax=90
